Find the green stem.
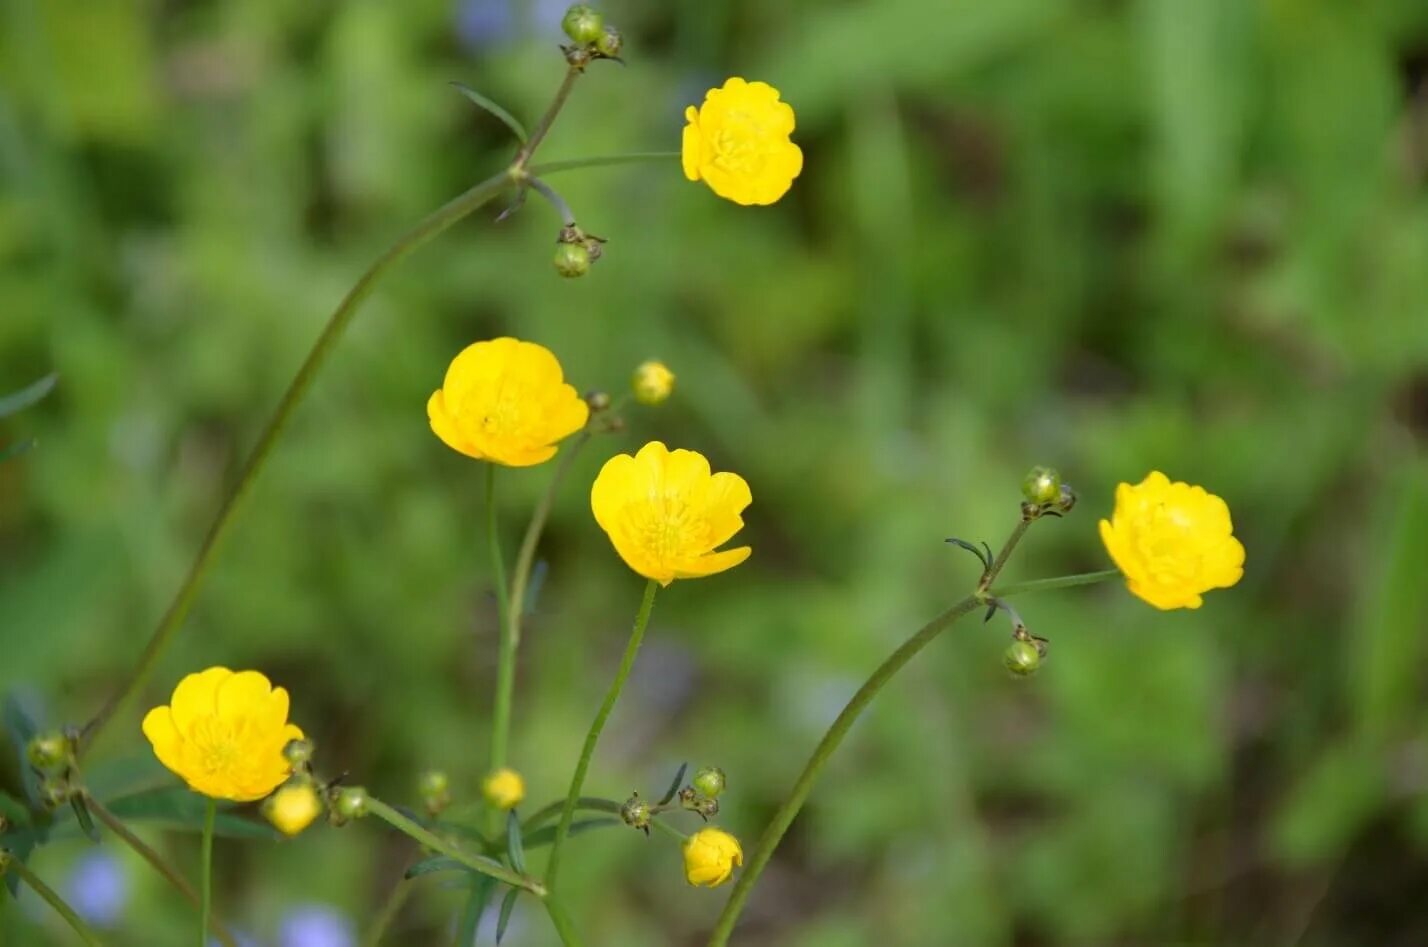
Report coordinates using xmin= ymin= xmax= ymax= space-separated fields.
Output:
xmin=978 ymin=518 xmax=1031 ymax=593
xmin=514 ymin=67 xmax=583 ymax=169
xmin=78 ymin=168 xmax=516 ymax=755
xmin=487 ymin=464 xmax=514 ymax=775
xmin=365 ymin=798 xmax=544 ymax=895
xmin=545 ymin=579 xmax=660 ymax=889
xmin=521 ymin=795 xmax=686 ymax=841
xmin=199 ymin=798 xmax=216 ymax=947
xmin=705 ymin=595 xmax=983 ymax=946
xmin=3 ymin=856 xmax=105 ymax=945
xmin=991 ymin=568 xmax=1120 ymax=598
xmin=542 ymin=894 xmax=584 ymax=947
xmin=528 ymin=152 xmax=680 ymax=177
xmin=84 ymin=795 xmax=237 ymax=947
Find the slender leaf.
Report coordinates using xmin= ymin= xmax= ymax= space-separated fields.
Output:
xmin=496 ymin=887 xmax=519 ymax=944
xmin=405 ymin=855 xmax=468 ymax=880
xmin=70 ymin=795 xmax=100 ymax=843
xmin=450 ymin=82 xmax=528 ymax=143
xmin=0 ymin=373 xmax=57 ymax=419
xmin=505 ymin=811 xmax=525 ymax=875
xmin=103 ymin=787 xmax=280 ymax=840
xmin=521 ymin=817 xmax=618 ymax=849
xmin=457 ymin=874 xmax=496 ymax=947
xmin=658 ymin=763 xmax=688 ymax=806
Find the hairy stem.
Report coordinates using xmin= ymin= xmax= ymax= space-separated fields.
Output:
xmin=545 ymin=579 xmax=659 ymax=889
xmin=199 ymin=798 xmax=215 ymax=947
xmin=84 ymin=795 xmax=237 ymax=947
xmin=4 ymin=856 xmax=105 ymax=945
xmin=78 ymin=169 xmax=516 ymax=754
xmin=705 ymin=595 xmax=983 ymax=946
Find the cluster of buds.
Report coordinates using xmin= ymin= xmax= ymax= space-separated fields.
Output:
xmin=1020 ymin=466 xmax=1077 ymax=521
xmin=560 ymin=5 xmax=623 ymax=68
xmin=620 ymin=764 xmax=728 ymax=835
xmin=553 ymin=225 xmax=607 ymax=278
xmin=26 ymin=729 xmax=78 ymax=810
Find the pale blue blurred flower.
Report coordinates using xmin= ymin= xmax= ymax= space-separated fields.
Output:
xmin=64 ymin=850 xmax=128 ymax=928
xmin=279 ymin=904 xmax=356 ymax=947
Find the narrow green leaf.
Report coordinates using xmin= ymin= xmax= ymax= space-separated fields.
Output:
xmin=70 ymin=794 xmax=100 ymax=843
xmin=457 ymin=874 xmax=496 ymax=947
xmin=103 ymin=787 xmax=280 ymax=840
xmin=658 ymin=763 xmax=688 ymax=806
xmin=0 ymin=373 xmax=57 ymax=418
xmin=505 ymin=810 xmax=525 ymax=875
xmin=405 ymin=855 xmax=469 ymax=880
xmin=450 ymin=82 xmax=528 ymax=143
xmin=496 ymin=887 xmax=520 ymax=944
xmin=520 ymin=817 xmax=618 ymax=849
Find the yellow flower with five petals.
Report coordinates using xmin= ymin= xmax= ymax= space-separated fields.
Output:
xmin=427 ymin=337 xmax=588 ymax=467
xmin=591 ymin=441 xmax=751 ymax=586
xmin=142 ymin=667 xmax=304 ymax=802
xmin=682 ymin=78 xmax=803 ymax=206
xmin=1099 ymin=471 xmax=1245 ymax=610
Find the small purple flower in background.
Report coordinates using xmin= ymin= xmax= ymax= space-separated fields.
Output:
xmin=279 ymin=904 xmax=356 ymax=947
xmin=64 ymin=850 xmax=129 ymax=928
xmin=455 ymin=0 xmax=515 ymax=50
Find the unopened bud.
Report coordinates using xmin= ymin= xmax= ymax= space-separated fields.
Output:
xmin=554 ymin=241 xmax=591 ymax=278
xmin=283 ymin=738 xmax=314 ymax=768
xmin=561 ymin=5 xmax=604 ymax=45
xmin=595 ymin=26 xmax=623 ymax=58
xmin=691 ymin=766 xmax=726 ymax=798
xmin=585 ymin=390 xmax=612 ymax=412
xmin=632 ymin=360 xmax=675 ymax=405
xmin=1055 ymin=483 xmax=1077 ymax=514
xmin=1021 ymin=467 xmax=1061 ymax=507
xmin=482 ymin=768 xmax=525 ymax=811
xmin=1004 ymin=640 xmax=1041 ymax=677
xmin=39 ymin=776 xmax=69 ymax=809
xmin=678 ymin=786 xmax=720 ymax=821
xmin=26 ymin=731 xmax=70 ymax=772
xmin=265 ymin=780 xmax=323 ymax=837
xmin=418 ymin=770 xmax=451 ymax=816
xmin=620 ymin=792 xmax=652 ymax=833
xmin=331 ymin=786 xmax=370 ymax=822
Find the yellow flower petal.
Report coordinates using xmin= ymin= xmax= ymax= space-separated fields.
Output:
xmin=168 ymin=666 xmax=231 ymax=732
xmin=682 ymin=77 xmax=802 ymax=206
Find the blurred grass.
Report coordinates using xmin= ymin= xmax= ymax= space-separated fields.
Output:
xmin=2 ymin=0 xmax=1428 ymax=944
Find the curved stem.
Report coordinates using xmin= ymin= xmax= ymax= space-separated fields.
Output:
xmin=78 ymin=169 xmax=516 ymax=754
xmin=705 ymin=595 xmax=983 ymax=946
xmin=198 ymin=798 xmax=216 ymax=947
xmin=545 ymin=579 xmax=659 ymax=889
xmin=365 ymin=798 xmax=544 ymax=896
xmin=487 ymin=464 xmax=514 ymax=776
xmin=362 ymin=874 xmax=414 ymax=947
xmin=84 ymin=795 xmax=237 ymax=947
xmin=514 ymin=67 xmax=582 ymax=169
xmin=978 ymin=518 xmax=1031 ymax=594
xmin=522 ymin=794 xmax=617 ymax=831
xmin=529 ymin=178 xmax=577 ymax=226
xmin=4 ymin=856 xmax=105 ymax=945
xmin=528 ymin=152 xmax=679 ymax=177
xmin=991 ymin=568 xmax=1120 ymax=598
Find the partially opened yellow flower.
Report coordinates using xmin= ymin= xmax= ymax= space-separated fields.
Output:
xmin=683 ymin=827 xmax=743 ymax=887
xmin=682 ymin=77 xmax=803 ymax=206
xmin=427 ymin=337 xmax=589 ymax=467
xmin=591 ymin=441 xmax=751 ymax=586
xmin=142 ymin=667 xmax=304 ymax=801
xmin=264 ymin=780 xmax=322 ymax=837
xmin=1099 ymin=471 xmax=1246 ymax=610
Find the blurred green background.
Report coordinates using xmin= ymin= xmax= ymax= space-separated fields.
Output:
xmin=4 ymin=0 xmax=1428 ymax=944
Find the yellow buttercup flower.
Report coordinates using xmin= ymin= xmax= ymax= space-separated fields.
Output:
xmin=682 ymin=77 xmax=803 ymax=206
xmin=264 ymin=780 xmax=323 ymax=837
xmin=683 ymin=827 xmax=743 ymax=887
xmin=591 ymin=441 xmax=752 ymax=586
xmin=427 ymin=337 xmax=589 ymax=467
xmin=482 ymin=767 xmax=525 ymax=810
xmin=142 ymin=667 xmax=304 ymax=802
xmin=631 ymin=360 xmax=675 ymax=405
xmin=1098 ymin=471 xmax=1246 ymax=610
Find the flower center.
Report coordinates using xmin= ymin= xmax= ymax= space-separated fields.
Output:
xmin=711 ymin=111 xmax=768 ymax=176
xmin=630 ymin=495 xmax=707 ymax=563
xmin=191 ymin=717 xmax=247 ymax=775
xmin=1132 ymin=503 xmax=1203 ymax=585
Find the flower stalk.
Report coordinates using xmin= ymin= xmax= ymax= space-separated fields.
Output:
xmin=991 ymin=568 xmax=1121 ymax=598
xmin=199 ymin=798 xmax=216 ymax=947
xmin=365 ymin=797 xmax=544 ymax=896
xmin=3 ymin=855 xmax=105 ymax=946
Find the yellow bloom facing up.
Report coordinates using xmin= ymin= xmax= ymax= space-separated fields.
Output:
xmin=682 ymin=77 xmax=803 ymax=206
xmin=142 ymin=667 xmax=304 ymax=802
xmin=1098 ymin=471 xmax=1246 ymax=610
xmin=591 ymin=441 xmax=752 ymax=586
xmin=264 ymin=780 xmax=323 ymax=837
xmin=482 ymin=767 xmax=525 ymax=810
xmin=683 ymin=827 xmax=743 ymax=887
xmin=427 ymin=337 xmax=589 ymax=467
xmin=631 ymin=360 xmax=676 ymax=405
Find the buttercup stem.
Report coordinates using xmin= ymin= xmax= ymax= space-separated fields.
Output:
xmin=514 ymin=67 xmax=583 ymax=169
xmin=84 ymin=794 xmax=238 ymax=947
xmin=487 ymin=464 xmax=515 ymax=778
xmin=978 ymin=518 xmax=1031 ymax=593
xmin=705 ymin=595 xmax=984 ymax=946
xmin=77 ymin=169 xmax=516 ymax=755
xmin=521 ymin=795 xmax=687 ymax=841
xmin=199 ymin=798 xmax=216 ymax=947
xmin=542 ymin=894 xmax=584 ymax=947
xmin=4 ymin=856 xmax=104 ymax=945
xmin=529 ymin=177 xmax=577 ymax=226
xmin=365 ymin=797 xmax=544 ymax=896
xmin=991 ymin=568 xmax=1121 ymax=598
xmin=529 ymin=152 xmax=680 ymax=177
xmin=545 ymin=579 xmax=660 ymax=889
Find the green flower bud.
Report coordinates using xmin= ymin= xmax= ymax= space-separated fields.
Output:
xmin=585 ymin=390 xmax=612 ymax=412
xmin=418 ymin=770 xmax=451 ymax=816
xmin=620 ymin=792 xmax=652 ymax=834
xmin=678 ymin=786 xmax=720 ymax=821
xmin=283 ymin=738 xmax=314 ymax=767
xmin=331 ymin=786 xmax=370 ymax=823
xmin=595 ymin=25 xmax=623 ymax=58
xmin=554 ymin=241 xmax=591 ymax=278
xmin=691 ymin=766 xmax=726 ymax=798
xmin=26 ymin=731 xmax=71 ymax=772
xmin=1021 ymin=467 xmax=1061 ymax=507
xmin=39 ymin=776 xmax=69 ymax=809
xmin=561 ymin=5 xmax=604 ymax=45
xmin=1056 ymin=483 xmax=1077 ymax=514
xmin=1004 ymin=640 xmax=1041 ymax=677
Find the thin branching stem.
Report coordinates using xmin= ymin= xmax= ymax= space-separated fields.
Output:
xmin=4 ymin=855 xmax=105 ymax=945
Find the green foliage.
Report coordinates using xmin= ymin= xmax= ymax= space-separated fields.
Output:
xmin=3 ymin=0 xmax=1428 ymax=944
